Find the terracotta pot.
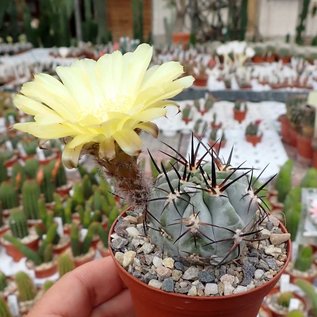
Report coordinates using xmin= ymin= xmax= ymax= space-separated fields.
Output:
xmin=182 ymin=118 xmax=192 ymax=125
xmin=39 ymin=153 xmax=57 ymax=166
xmin=74 ymin=248 xmax=96 ymax=267
xmin=288 ymin=126 xmax=297 ymax=147
xmin=109 ymin=214 xmax=291 ymax=317
xmin=246 ymin=135 xmax=262 ymax=147
xmin=233 ymin=110 xmax=247 ymax=124
xmin=263 ymin=289 xmax=307 ymax=317
xmin=53 ymin=238 xmax=70 ymax=255
xmin=4 ymin=155 xmax=18 ymax=168
xmin=172 ymin=32 xmax=190 ymax=45
xmin=296 ymin=134 xmax=313 ymax=161
xmin=27 ymin=261 xmax=57 ymax=279
xmin=286 ymin=262 xmax=317 ymax=284
xmin=279 ymin=115 xmax=291 ymax=144
xmin=209 ymin=140 xmax=226 ymax=154
xmin=280 ymin=56 xmax=291 ymax=64
xmin=194 ymin=77 xmax=208 ymax=87
xmin=56 ymin=183 xmax=72 ymax=197
xmin=252 ymin=56 xmax=265 ymax=64
xmin=3 ymin=236 xmax=39 ymax=262
xmin=97 ymin=241 xmax=110 ymax=257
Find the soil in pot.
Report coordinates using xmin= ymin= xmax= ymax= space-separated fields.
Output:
xmin=109 ymin=212 xmax=291 ymax=317
xmin=286 ymin=262 xmax=317 ymax=284
xmin=26 ymin=260 xmax=58 ymax=279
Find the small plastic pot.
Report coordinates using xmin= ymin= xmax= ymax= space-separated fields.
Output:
xmin=233 ymin=110 xmax=247 ymax=124
xmin=109 ymin=213 xmax=291 ymax=317
xmin=246 ymin=135 xmax=262 ymax=147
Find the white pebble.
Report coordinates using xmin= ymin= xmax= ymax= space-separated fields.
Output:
xmin=122 ymin=251 xmax=136 ymax=268
xmin=254 ymin=269 xmax=264 ymax=280
xmin=233 ymin=285 xmax=247 ymax=294
xmin=187 ymin=286 xmax=197 ymax=296
xmin=148 ymin=279 xmax=162 ymax=289
xmin=152 ymin=256 xmax=163 ymax=268
xmin=204 ymin=283 xmax=218 ymax=296
xmin=115 ymin=252 xmax=124 ymax=265
xmin=162 ymin=257 xmax=174 ymax=269
xmin=126 ymin=227 xmax=140 ymax=238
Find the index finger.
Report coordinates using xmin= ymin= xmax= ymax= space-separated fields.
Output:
xmin=29 ymin=256 xmax=126 ymax=316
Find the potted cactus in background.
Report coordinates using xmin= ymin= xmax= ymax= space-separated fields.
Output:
xmin=286 ymin=245 xmax=317 ymax=283
xmin=233 ymin=101 xmax=248 ymax=123
xmin=245 ymin=120 xmax=263 ymax=146
xmin=15 ymin=271 xmax=38 ymax=315
xmin=57 ymin=253 xmax=75 ymax=277
xmin=296 ymin=279 xmax=317 ymax=317
xmin=0 ymin=297 xmax=12 ymax=317
xmin=2 ymin=209 xmax=39 ymax=262
xmin=181 ymin=104 xmax=193 ymax=125
xmin=12 ymin=43 xmax=290 ymax=317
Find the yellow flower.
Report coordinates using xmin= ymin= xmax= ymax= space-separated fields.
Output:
xmin=14 ymin=44 xmax=194 ymax=168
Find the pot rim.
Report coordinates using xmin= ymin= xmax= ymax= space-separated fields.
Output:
xmin=109 ymin=211 xmax=291 ymax=301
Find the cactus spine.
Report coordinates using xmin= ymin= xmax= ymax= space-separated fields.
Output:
xmin=8 ymin=210 xmax=28 ymax=239
xmin=57 ymin=254 xmax=75 ymax=277
xmin=15 ymin=272 xmax=37 ymax=302
xmin=22 ymin=179 xmax=41 ymax=219
xmin=294 ymin=245 xmax=313 ymax=272
xmin=0 ymin=297 xmax=12 ymax=317
xmin=146 ymin=137 xmax=273 ymax=265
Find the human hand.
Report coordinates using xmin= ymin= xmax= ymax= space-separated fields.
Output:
xmin=28 ymin=256 xmax=135 ymax=317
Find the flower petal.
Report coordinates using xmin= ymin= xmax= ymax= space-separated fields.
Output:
xmin=113 ymin=130 xmax=142 ymax=156
xmin=62 ymin=143 xmax=84 ymax=169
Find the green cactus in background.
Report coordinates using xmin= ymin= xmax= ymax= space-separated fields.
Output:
xmin=0 ymin=202 xmax=3 ymax=228
xmin=98 ymin=223 xmax=108 ymax=248
xmin=57 ymin=254 xmax=75 ymax=277
xmin=39 ymin=163 xmax=56 ymax=203
xmin=77 ymin=166 xmax=99 ymax=186
xmin=72 ymin=183 xmax=84 ymax=207
xmin=20 ymin=140 xmax=37 ymax=156
xmin=11 ymin=162 xmax=25 ymax=192
xmin=275 ymin=160 xmax=293 ymax=202
xmin=0 ymin=182 xmax=18 ymax=210
xmin=296 ymin=279 xmax=317 ymax=316
xmin=277 ymin=292 xmax=293 ymax=308
xmin=15 ymin=271 xmax=37 ymax=302
xmin=8 ymin=210 xmax=29 ymax=239
xmin=24 ymin=159 xmax=39 ymax=179
xmin=0 ymin=297 xmax=12 ymax=317
xmin=132 ymin=0 xmax=143 ymax=42
xmin=301 ymin=168 xmax=317 ymax=188
xmin=43 ymin=280 xmax=54 ymax=292
xmin=0 ymin=154 xmax=8 ymax=183
xmin=294 ymin=245 xmax=313 ymax=272
xmin=0 ymin=271 xmax=7 ymax=292
xmin=286 ymin=310 xmax=305 ymax=317
xmin=22 ymin=180 xmax=41 ymax=219
xmin=204 ymin=95 xmax=215 ymax=112
xmin=71 ymin=222 xmax=98 ymax=257
xmin=52 ymin=159 xmax=67 ymax=188
xmin=146 ymin=136 xmax=273 ymax=265
xmin=5 ymin=223 xmax=57 ymax=266
xmin=284 ymin=187 xmax=302 ymax=241
xmin=82 ymin=175 xmax=93 ymax=200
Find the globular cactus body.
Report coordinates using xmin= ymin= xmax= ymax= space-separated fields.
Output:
xmin=294 ymin=245 xmax=313 ymax=272
xmin=57 ymin=254 xmax=75 ymax=276
xmin=147 ymin=140 xmax=268 ymax=265
xmin=0 ymin=182 xmax=18 ymax=210
xmin=9 ymin=210 xmax=29 ymax=239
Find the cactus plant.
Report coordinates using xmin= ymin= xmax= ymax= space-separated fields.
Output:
xmin=294 ymin=245 xmax=313 ymax=272
xmin=22 ymin=179 xmax=40 ymax=219
xmin=82 ymin=174 xmax=93 ymax=199
xmin=276 ymin=292 xmax=293 ymax=308
xmin=286 ymin=310 xmax=305 ymax=317
xmin=52 ymin=159 xmax=67 ymax=188
xmin=301 ymin=168 xmax=317 ymax=188
xmin=15 ymin=271 xmax=37 ymax=302
xmin=296 ymin=279 xmax=317 ymax=316
xmin=57 ymin=254 xmax=75 ymax=277
xmin=5 ymin=223 xmax=57 ymax=266
xmin=0 ymin=182 xmax=18 ymax=210
xmin=8 ymin=210 xmax=28 ymax=239
xmin=11 ymin=162 xmax=25 ymax=192
xmin=42 ymin=280 xmax=54 ymax=292
xmin=24 ymin=159 xmax=39 ymax=179
xmin=275 ymin=160 xmax=294 ymax=203
xmin=0 ymin=153 xmax=8 ymax=182
xmin=0 ymin=297 xmax=12 ymax=317
xmin=284 ymin=187 xmax=301 ymax=241
xmin=146 ymin=137 xmax=274 ymax=265
xmin=38 ymin=163 xmax=56 ymax=203
xmin=0 ymin=203 xmax=3 ymax=228
xmin=70 ymin=222 xmax=98 ymax=257
xmin=0 ymin=271 xmax=7 ymax=292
